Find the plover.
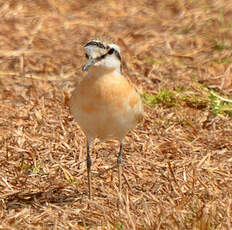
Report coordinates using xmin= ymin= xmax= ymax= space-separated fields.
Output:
xmin=69 ymin=39 xmax=143 ymax=199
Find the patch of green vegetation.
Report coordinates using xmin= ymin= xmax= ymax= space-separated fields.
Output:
xmin=193 ymin=77 xmax=232 ymax=117
xmin=214 ymin=58 xmax=232 ymax=64
xmin=143 ymin=89 xmax=207 ymax=109
xmin=181 ymin=94 xmax=208 ymax=109
xmin=209 ymin=94 xmax=232 ymax=116
xmin=143 ymin=89 xmax=176 ymax=106
xmin=32 ymin=162 xmax=41 ymax=174
xmin=21 ymin=161 xmax=47 ymax=175
xmin=156 ymin=89 xmax=176 ymax=105
xmin=143 ymin=78 xmax=232 ymax=117
xmin=28 ymin=161 xmax=46 ymax=175
xmin=142 ymin=93 xmax=156 ymax=106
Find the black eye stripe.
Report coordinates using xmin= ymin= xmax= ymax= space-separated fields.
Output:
xmin=84 ymin=41 xmax=106 ymax=49
xmin=94 ymin=48 xmax=121 ymax=62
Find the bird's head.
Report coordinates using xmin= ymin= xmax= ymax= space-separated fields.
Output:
xmin=82 ymin=40 xmax=122 ymax=73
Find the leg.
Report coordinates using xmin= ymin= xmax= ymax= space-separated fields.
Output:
xmin=117 ymin=141 xmax=123 ymax=194
xmin=86 ymin=139 xmax=92 ymax=199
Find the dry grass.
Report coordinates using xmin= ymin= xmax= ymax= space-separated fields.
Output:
xmin=0 ymin=0 xmax=232 ymax=229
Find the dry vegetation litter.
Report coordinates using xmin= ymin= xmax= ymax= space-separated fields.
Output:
xmin=0 ymin=0 xmax=232 ymax=229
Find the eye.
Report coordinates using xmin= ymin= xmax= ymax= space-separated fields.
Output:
xmin=85 ymin=53 xmax=89 ymax=59
xmin=108 ymin=48 xmax=114 ymax=55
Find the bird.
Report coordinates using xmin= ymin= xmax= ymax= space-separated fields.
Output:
xmin=69 ymin=39 xmax=143 ymax=199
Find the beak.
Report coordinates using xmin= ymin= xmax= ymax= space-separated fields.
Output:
xmin=82 ymin=57 xmax=95 ymax=71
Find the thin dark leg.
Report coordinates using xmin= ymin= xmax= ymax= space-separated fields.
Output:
xmin=117 ymin=141 xmax=123 ymax=194
xmin=86 ymin=139 xmax=92 ymax=199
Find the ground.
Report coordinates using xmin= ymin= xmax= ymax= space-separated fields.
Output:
xmin=0 ymin=0 xmax=232 ymax=229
